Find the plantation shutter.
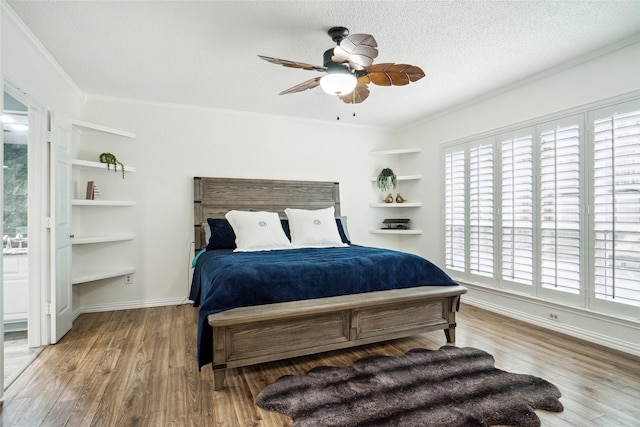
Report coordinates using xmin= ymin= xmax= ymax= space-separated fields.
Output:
xmin=539 ymin=121 xmax=581 ymax=294
xmin=469 ymin=143 xmax=494 ymax=277
xmin=593 ymin=106 xmax=640 ymax=307
xmin=445 ymin=149 xmax=466 ymax=272
xmin=501 ymin=133 xmax=534 ymax=285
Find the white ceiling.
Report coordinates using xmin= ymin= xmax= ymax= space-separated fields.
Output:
xmin=7 ymin=0 xmax=640 ymax=129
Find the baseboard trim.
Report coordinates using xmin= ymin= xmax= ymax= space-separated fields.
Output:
xmin=463 ymin=295 xmax=640 ymax=358
xmin=73 ymin=297 xmax=194 ymax=320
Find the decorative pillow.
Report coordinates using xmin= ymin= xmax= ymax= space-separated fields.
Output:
xmin=206 ymin=218 xmax=237 ymax=250
xmin=282 ymin=217 xmax=351 ymax=244
xmin=225 ymin=210 xmax=294 ymax=252
xmin=284 ymin=207 xmax=349 ymax=248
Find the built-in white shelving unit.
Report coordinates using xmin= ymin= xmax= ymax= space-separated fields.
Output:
xmin=71 ymin=119 xmax=137 ymax=285
xmin=369 ymin=174 xmax=423 ymax=182
xmin=71 ymin=158 xmax=136 ymax=172
xmin=369 ymin=202 xmax=423 ymax=208
xmin=70 ymin=119 xmax=136 ymax=138
xmin=72 ymin=266 xmax=137 ymax=285
xmin=369 ymin=148 xmax=422 ymax=156
xmin=72 ymin=199 xmax=136 ymax=206
xmin=71 ymin=234 xmax=135 ymax=245
xmin=369 ymin=229 xmax=423 ymax=235
xmin=369 ymin=147 xmax=423 ymax=235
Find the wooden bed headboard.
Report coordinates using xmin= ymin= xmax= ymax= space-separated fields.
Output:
xmin=193 ymin=177 xmax=341 ymax=250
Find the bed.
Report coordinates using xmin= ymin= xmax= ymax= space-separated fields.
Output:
xmin=191 ymin=177 xmax=467 ymax=390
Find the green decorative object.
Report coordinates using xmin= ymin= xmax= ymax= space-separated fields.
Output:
xmin=99 ymin=152 xmax=126 ymax=179
xmin=376 ymin=168 xmax=397 ymax=192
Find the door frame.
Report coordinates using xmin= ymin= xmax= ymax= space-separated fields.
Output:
xmin=3 ymin=81 xmax=48 ymax=348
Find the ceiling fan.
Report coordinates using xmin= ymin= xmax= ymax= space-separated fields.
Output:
xmin=258 ymin=26 xmax=425 ymax=104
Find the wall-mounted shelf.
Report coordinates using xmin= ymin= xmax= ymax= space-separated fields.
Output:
xmin=369 ymin=148 xmax=422 ymax=156
xmin=369 ymin=229 xmax=423 ymax=235
xmin=369 ymin=174 xmax=422 ymax=182
xmin=72 ymin=199 xmax=136 ymax=207
xmin=369 ymin=202 xmax=423 ymax=208
xmin=71 ymin=119 xmax=136 ymax=138
xmin=72 ymin=266 xmax=136 ymax=285
xmin=71 ymin=159 xmax=136 ymax=172
xmin=71 ymin=234 xmax=135 ymax=245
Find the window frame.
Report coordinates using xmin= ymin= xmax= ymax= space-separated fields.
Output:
xmin=587 ymin=99 xmax=640 ymax=320
xmin=441 ymin=92 xmax=640 ymax=320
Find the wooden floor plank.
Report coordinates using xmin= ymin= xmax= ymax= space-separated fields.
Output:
xmin=1 ymin=303 xmax=638 ymax=426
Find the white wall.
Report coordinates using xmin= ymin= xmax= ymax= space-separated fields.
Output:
xmin=398 ymin=40 xmax=640 ymax=356
xmin=75 ymin=98 xmax=398 ymax=311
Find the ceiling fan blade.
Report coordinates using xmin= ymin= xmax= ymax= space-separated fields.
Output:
xmin=278 ymin=77 xmax=322 ymax=95
xmin=364 ymin=63 xmax=425 ymax=86
xmin=332 ymin=34 xmax=378 ymax=70
xmin=258 ymin=55 xmax=327 ymax=72
xmin=338 ymin=78 xmax=370 ymax=104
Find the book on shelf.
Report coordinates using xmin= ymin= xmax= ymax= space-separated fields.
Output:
xmin=92 ymin=185 xmax=102 ymax=200
xmin=85 ymin=181 xmax=94 ymax=200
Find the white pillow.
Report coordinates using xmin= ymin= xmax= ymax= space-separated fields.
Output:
xmin=285 ymin=207 xmax=349 ymax=248
xmin=224 ymin=210 xmax=293 ymax=252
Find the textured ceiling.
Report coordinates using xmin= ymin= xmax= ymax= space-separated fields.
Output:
xmin=6 ymin=1 xmax=640 ymax=129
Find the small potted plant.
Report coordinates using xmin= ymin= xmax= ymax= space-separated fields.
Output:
xmin=99 ymin=152 xmax=126 ymax=179
xmin=376 ymin=168 xmax=397 ymax=202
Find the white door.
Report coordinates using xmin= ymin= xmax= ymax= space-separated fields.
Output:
xmin=49 ymin=117 xmax=73 ymax=342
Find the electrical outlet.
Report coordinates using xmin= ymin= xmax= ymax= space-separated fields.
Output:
xmin=548 ymin=312 xmax=559 ymax=321
xmin=124 ymin=274 xmax=133 ymax=285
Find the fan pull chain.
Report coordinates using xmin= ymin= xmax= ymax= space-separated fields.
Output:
xmin=335 ymin=94 xmax=357 ymax=120
xmin=352 ymin=90 xmax=356 ymax=117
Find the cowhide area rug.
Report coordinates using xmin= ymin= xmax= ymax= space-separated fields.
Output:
xmin=256 ymin=346 xmax=563 ymax=427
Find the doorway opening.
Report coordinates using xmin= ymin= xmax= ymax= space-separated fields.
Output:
xmin=3 ymin=90 xmax=44 ymax=388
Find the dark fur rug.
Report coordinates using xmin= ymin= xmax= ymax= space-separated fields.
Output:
xmin=256 ymin=346 xmax=563 ymax=427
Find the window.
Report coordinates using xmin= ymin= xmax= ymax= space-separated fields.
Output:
xmin=469 ymin=143 xmax=494 ymax=277
xmin=442 ymin=96 xmax=640 ymax=317
xmin=593 ymin=106 xmax=640 ymax=307
xmin=539 ymin=122 xmax=581 ymax=294
xmin=444 ymin=149 xmax=465 ymax=271
xmin=501 ymin=133 xmax=533 ymax=286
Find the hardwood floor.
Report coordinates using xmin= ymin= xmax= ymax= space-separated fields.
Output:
xmin=1 ymin=303 xmax=638 ymax=426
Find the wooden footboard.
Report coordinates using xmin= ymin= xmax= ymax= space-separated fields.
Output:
xmin=207 ymin=285 xmax=467 ymax=390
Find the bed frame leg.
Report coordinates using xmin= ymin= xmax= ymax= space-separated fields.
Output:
xmin=444 ymin=324 xmax=456 ymax=344
xmin=213 ymin=365 xmax=226 ymax=391
xmin=211 ymin=326 xmax=228 ymax=390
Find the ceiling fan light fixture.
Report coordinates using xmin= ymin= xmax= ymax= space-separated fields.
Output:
xmin=320 ymin=71 xmax=357 ymax=96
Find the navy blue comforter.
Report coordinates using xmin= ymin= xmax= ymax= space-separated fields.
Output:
xmin=190 ymin=245 xmax=456 ymax=368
